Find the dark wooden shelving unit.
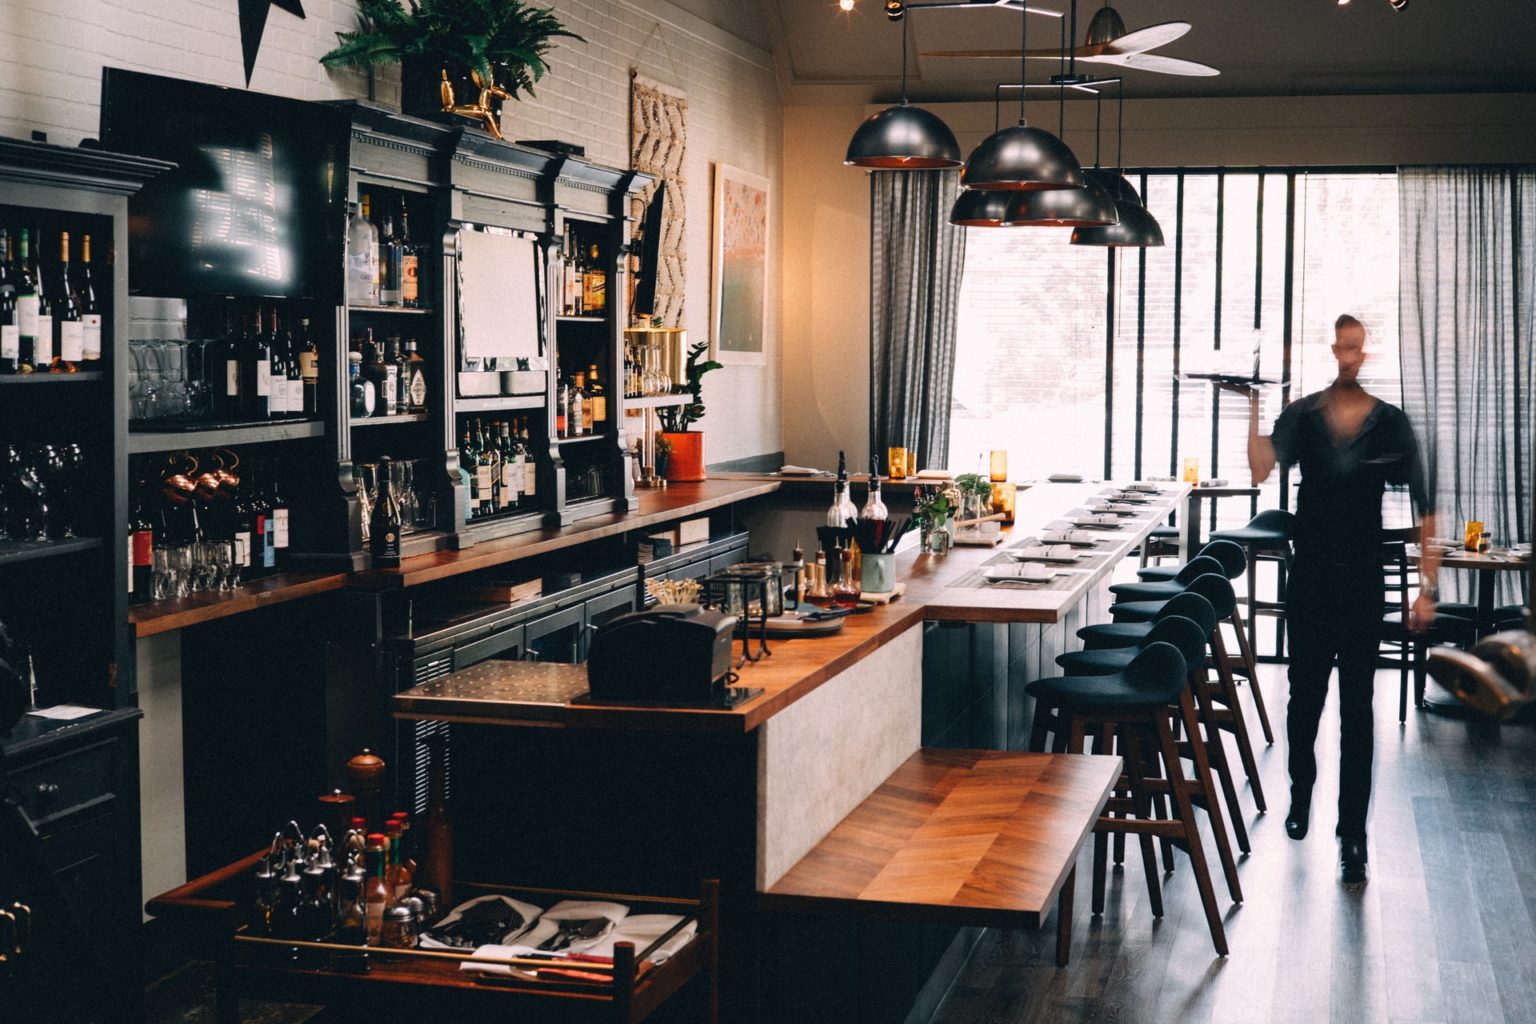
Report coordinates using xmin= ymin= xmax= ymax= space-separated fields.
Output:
xmin=349 ymin=412 xmax=431 ymax=427
xmin=346 ymin=304 xmax=434 ymax=315
xmin=0 ymin=370 xmax=108 ymax=384
xmin=0 ymin=536 xmax=104 ymax=566
xmin=126 ymin=418 xmax=326 ymax=453
xmin=452 ymin=394 xmax=546 ymax=413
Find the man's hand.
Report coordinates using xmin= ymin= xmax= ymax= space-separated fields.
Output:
xmin=1409 ymin=590 xmax=1437 ymax=634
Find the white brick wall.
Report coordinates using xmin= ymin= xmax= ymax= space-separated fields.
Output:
xmin=0 ymin=0 xmax=782 ymax=463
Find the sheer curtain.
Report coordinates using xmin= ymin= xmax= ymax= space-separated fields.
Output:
xmin=1399 ymin=166 xmax=1536 ymax=606
xmin=869 ymin=170 xmax=967 ymax=471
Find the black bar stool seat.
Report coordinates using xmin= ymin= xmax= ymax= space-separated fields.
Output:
xmin=1135 ymin=539 xmax=1247 ymax=584
xmin=1078 ymin=591 xmax=1218 ymax=651
xmin=1210 ymin=509 xmax=1295 ymax=660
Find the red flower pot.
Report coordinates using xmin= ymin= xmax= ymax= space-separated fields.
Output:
xmin=660 ymin=431 xmax=706 ymax=482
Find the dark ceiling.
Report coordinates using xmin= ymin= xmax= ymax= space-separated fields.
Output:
xmin=738 ymin=0 xmax=1536 ymax=104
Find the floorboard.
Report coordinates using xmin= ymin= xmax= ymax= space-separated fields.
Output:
xmin=932 ymin=662 xmax=1536 ymax=1024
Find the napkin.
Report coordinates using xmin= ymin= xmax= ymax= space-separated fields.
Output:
xmin=580 ymin=915 xmax=698 ymax=964
xmin=420 ymin=894 xmax=544 ymax=951
xmin=511 ymin=900 xmax=630 ymax=953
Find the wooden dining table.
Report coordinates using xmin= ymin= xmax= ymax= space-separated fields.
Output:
xmin=1409 ymin=544 xmax=1531 ymax=635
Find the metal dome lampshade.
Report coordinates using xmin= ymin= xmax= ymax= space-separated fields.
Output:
xmin=949 ymin=188 xmax=1018 ymax=227
xmin=1071 ymin=200 xmax=1164 ymax=246
xmin=846 ymin=13 xmax=961 ymax=169
xmin=846 ymin=104 xmax=962 ymax=168
xmin=1006 ymin=171 xmax=1118 ymax=227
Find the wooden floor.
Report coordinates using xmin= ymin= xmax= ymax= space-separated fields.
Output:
xmin=932 ymin=664 xmax=1536 ymax=1024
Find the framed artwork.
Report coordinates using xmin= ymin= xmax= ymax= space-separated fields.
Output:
xmin=710 ymin=163 xmax=770 ymax=365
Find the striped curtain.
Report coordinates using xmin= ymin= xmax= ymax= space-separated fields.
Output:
xmin=1399 ymin=166 xmax=1536 ymax=607
xmin=869 ymin=170 xmax=967 ymax=472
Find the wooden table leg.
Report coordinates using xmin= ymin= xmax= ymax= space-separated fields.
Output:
xmin=1056 ymin=866 xmax=1076 ymax=968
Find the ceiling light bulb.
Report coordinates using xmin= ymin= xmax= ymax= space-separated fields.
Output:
xmin=1388 ymin=0 xmax=1407 ymax=8
xmin=1337 ymin=0 xmax=1350 ymax=5
xmin=840 ymin=0 xmax=855 ymax=10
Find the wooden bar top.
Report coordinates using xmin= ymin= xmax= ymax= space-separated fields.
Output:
xmin=129 ymin=571 xmax=352 ymax=638
xmin=759 ymin=749 xmax=1120 ymax=928
xmin=392 ymin=601 xmax=926 ymax=734
xmin=354 ymin=479 xmax=782 ymax=590
xmin=899 ymin=481 xmax=1188 ymax=623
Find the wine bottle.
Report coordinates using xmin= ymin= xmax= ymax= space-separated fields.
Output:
xmin=298 ymin=318 xmax=319 ymax=417
xmin=399 ymin=198 xmax=419 ymax=308
xmin=232 ymin=477 xmax=253 ymax=575
xmin=520 ymin=419 xmax=538 ymax=499
xmin=474 ymin=419 xmax=495 ymax=518
xmin=77 ymin=234 xmax=102 ymax=366
xmin=128 ymin=490 xmax=155 ymax=604
xmin=281 ymin=312 xmax=303 ymax=418
xmin=461 ymin=429 xmax=480 ymax=517
xmin=50 ymin=232 xmax=81 ymax=373
xmin=208 ymin=310 xmax=243 ymax=420
xmin=245 ymin=307 xmax=271 ymax=419
xmin=269 ymin=473 xmax=290 ymax=562
xmin=29 ymin=230 xmax=54 ymax=372
xmin=500 ymin=421 xmax=520 ymax=511
xmin=267 ymin=308 xmax=288 ymax=416
xmin=0 ymin=231 xmax=16 ymax=374
xmin=369 ymin=457 xmax=402 ymax=568
xmin=14 ymin=229 xmax=39 ymax=372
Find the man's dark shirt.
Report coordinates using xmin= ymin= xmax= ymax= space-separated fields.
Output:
xmin=1271 ymin=389 xmax=1434 ymax=566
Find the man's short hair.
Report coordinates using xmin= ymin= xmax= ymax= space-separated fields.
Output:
xmin=1335 ymin=313 xmax=1363 ymax=332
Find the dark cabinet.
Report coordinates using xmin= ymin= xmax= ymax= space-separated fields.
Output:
xmin=523 ymin=603 xmax=586 ymax=664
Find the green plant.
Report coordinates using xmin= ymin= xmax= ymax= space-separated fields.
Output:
xmin=913 ymin=485 xmax=953 ymax=530
xmin=320 ymin=0 xmax=582 ymax=97
xmin=657 ymin=341 xmax=723 ymax=433
xmin=952 ymin=473 xmax=992 ymax=502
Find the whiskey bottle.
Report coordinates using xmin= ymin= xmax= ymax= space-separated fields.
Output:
xmin=586 ymin=363 xmax=607 ymax=425
xmin=348 ymin=351 xmax=371 ymax=418
xmin=581 ymin=242 xmax=606 ymax=315
xmin=399 ymin=198 xmax=420 ymax=308
xmin=520 ymin=418 xmax=538 ymax=499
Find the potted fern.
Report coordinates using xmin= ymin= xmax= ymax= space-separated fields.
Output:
xmin=320 ymin=0 xmax=581 ymax=133
xmin=656 ymin=341 xmax=723 ymax=482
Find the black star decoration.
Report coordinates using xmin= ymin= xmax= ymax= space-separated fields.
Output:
xmin=238 ymin=0 xmax=306 ymax=85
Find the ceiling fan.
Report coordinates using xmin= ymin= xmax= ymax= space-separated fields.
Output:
xmin=920 ymin=1 xmax=1221 ymax=78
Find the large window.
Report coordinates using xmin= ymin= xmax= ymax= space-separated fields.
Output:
xmin=950 ymin=170 xmax=1402 ymax=531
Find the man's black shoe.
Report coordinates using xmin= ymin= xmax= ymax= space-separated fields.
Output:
xmin=1340 ymin=838 xmax=1368 ymax=884
xmin=1284 ymin=802 xmax=1310 ymax=840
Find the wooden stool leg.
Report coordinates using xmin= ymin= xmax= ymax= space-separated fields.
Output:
xmin=1056 ymin=866 xmax=1075 ymax=968
xmin=1230 ymin=605 xmax=1275 ymax=744
xmin=1153 ymin=712 xmax=1229 ymax=957
xmin=1090 ymin=724 xmax=1111 ymax=914
xmin=1122 ymin=725 xmax=1165 ymax=919
xmin=1178 ymin=687 xmax=1243 ymax=904
xmin=1194 ymin=671 xmax=1251 ymax=854
xmin=1029 ymin=698 xmax=1053 ymax=752
xmin=1211 ymin=630 xmax=1268 ymax=812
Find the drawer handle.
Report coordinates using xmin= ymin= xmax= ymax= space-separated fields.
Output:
xmin=8 ymin=903 xmax=26 ymax=955
xmin=35 ymin=782 xmax=60 ymax=801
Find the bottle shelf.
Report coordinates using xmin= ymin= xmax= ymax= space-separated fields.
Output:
xmin=0 ymin=371 xmax=108 ymax=385
xmin=555 ymin=315 xmax=607 ymax=324
xmin=347 ymin=305 xmax=434 ymax=315
xmin=623 ymin=393 xmax=689 ymax=409
xmin=350 ymin=412 xmax=431 ymax=428
xmin=127 ymin=418 xmax=326 ymax=454
xmin=0 ymin=536 xmax=103 ymax=568
xmin=455 ymin=395 xmax=547 ymax=413
xmin=554 ymin=434 xmax=608 ymax=445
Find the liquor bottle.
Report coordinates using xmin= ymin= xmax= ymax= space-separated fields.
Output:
xmin=520 ymin=418 xmax=538 ymax=500
xmin=232 ymin=477 xmax=253 ymax=575
xmin=128 ymin=490 xmax=155 ymax=604
xmin=582 ymin=242 xmax=606 ymax=315
xmin=474 ymin=419 xmax=495 ymax=518
xmin=298 ymin=318 xmax=319 ymax=416
xmin=28 ymin=230 xmax=54 ymax=372
xmin=361 ymin=331 xmax=389 ymax=417
xmin=399 ymin=198 xmax=420 ymax=308
xmin=861 ymin=457 xmax=888 ymax=522
xmin=586 ymin=363 xmax=607 ymax=425
xmin=266 ymin=308 xmax=287 ymax=416
xmin=827 ymin=450 xmax=857 ymax=528
xmin=347 ymin=198 xmax=380 ymax=306
xmin=380 ymin=207 xmax=403 ymax=306
xmin=369 ymin=456 xmax=402 ymax=567
xmin=461 ymin=429 xmax=480 ymax=516
xmin=555 ymin=381 xmax=569 ymax=438
xmin=562 ymin=232 xmax=581 ymax=316
xmin=280 ymin=312 xmax=303 ymax=417
xmin=209 ymin=310 xmax=243 ymax=420
xmin=486 ymin=421 xmax=504 ymax=513
xmin=348 ymin=351 xmax=370 ymax=418
xmin=364 ymin=835 xmax=391 ymax=944
xmin=568 ymin=374 xmax=587 ymax=436
xmin=77 ymin=234 xmax=102 ymax=366
xmin=50 ymin=232 xmax=81 ymax=373
xmin=245 ymin=307 xmax=272 ymax=419
xmin=419 ymin=734 xmax=453 ymax=906
xmin=0 ymin=231 xmax=15 ymax=374
xmin=269 ymin=473 xmax=290 ymax=563
xmin=403 ymin=337 xmax=427 ymax=413
xmin=387 ymin=335 xmax=407 ymax=415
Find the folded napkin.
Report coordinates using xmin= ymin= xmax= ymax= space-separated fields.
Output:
xmin=420 ymin=894 xmax=544 ymax=951
xmin=513 ymin=900 xmax=630 ymax=954
xmin=778 ymin=465 xmax=826 ymax=476
xmin=1041 ymin=530 xmax=1097 ymax=546
xmin=580 ymin=914 xmax=698 ymax=964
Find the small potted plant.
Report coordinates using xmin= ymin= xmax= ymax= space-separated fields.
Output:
xmin=655 ymin=341 xmax=722 ymax=482
xmin=320 ymin=0 xmax=581 ymax=135
xmin=914 ymin=485 xmax=955 ymax=555
xmin=951 ymin=473 xmax=995 ymax=540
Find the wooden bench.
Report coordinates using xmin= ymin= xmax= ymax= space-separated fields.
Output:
xmin=759 ymin=748 xmax=1121 ymax=967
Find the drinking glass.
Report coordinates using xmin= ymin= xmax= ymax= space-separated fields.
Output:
xmin=167 ymin=543 xmax=193 ymax=598
xmin=391 ymin=459 xmax=417 ymax=534
xmin=989 ymin=450 xmax=1008 ymax=483
xmin=1182 ymin=456 xmax=1200 ymax=484
xmin=887 ymin=447 xmax=909 ymax=480
xmin=152 ymin=545 xmax=174 ymax=600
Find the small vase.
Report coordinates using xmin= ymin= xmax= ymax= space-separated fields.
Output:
xmin=660 ymin=431 xmax=706 ymax=482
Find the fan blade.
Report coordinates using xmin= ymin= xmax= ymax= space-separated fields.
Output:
xmin=921 ymin=46 xmax=1109 ymax=59
xmin=1093 ymin=21 xmax=1190 ymax=56
xmin=1078 ymin=52 xmax=1220 ymax=77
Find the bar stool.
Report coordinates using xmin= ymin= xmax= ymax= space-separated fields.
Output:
xmin=1114 ymin=541 xmax=1247 ymax=598
xmin=1106 ymin=574 xmax=1269 ymax=814
xmin=1056 ymin=598 xmax=1252 ymax=857
xmin=1210 ymin=509 xmax=1295 ymax=658
xmin=1139 ymin=524 xmax=1181 ymax=568
xmin=1027 ymin=642 xmax=1232 ymax=956
xmin=1076 ymin=590 xmax=1218 ymax=653
xmin=1135 ymin=538 xmax=1248 ymax=584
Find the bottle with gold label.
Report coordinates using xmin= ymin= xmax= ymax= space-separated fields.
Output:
xmin=581 ymin=242 xmax=606 ymax=316
xmin=586 ymin=363 xmax=607 ymax=425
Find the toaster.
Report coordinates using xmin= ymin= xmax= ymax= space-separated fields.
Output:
xmin=586 ymin=604 xmax=737 ymax=702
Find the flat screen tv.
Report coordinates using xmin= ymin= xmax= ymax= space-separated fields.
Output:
xmin=630 ymin=181 xmax=666 ymax=320
xmin=99 ymin=68 xmax=349 ymax=300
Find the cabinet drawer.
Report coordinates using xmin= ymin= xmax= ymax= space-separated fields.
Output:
xmin=454 ymin=624 xmax=527 ymax=670
xmin=7 ymin=740 xmax=118 ymax=826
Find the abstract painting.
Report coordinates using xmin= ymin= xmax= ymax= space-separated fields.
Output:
xmin=711 ymin=163 xmax=769 ymax=364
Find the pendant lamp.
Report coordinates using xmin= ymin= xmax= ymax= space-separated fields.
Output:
xmin=846 ymin=14 xmax=961 ymax=169
xmin=1071 ymin=82 xmax=1165 ymax=246
xmin=949 ymin=188 xmax=1017 ymax=227
xmin=1007 ymin=72 xmax=1116 ymax=226
xmin=960 ymin=4 xmax=1083 ymax=191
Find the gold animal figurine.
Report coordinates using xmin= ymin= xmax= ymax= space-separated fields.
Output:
xmin=440 ymin=67 xmax=514 ymax=139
